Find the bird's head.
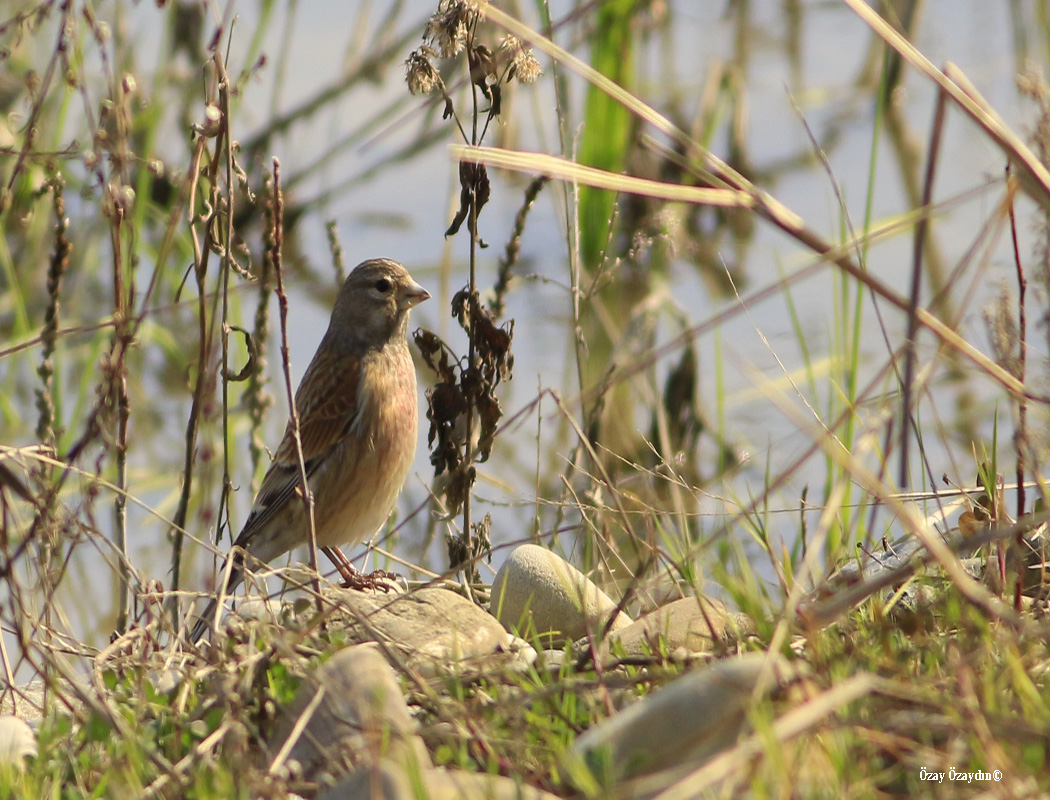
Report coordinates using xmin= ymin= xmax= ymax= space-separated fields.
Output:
xmin=332 ymin=258 xmax=430 ymax=343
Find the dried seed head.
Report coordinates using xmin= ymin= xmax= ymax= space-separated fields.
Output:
xmin=103 ymin=180 xmax=135 ymax=219
xmin=512 ymin=48 xmax=541 ymax=84
xmin=424 ymin=15 xmax=464 ymax=58
xmin=500 ymin=35 xmax=541 ymax=84
xmin=982 ymin=285 xmax=1021 ymax=379
xmin=405 ymin=48 xmax=441 ymax=95
xmin=423 ymin=0 xmax=482 ymax=58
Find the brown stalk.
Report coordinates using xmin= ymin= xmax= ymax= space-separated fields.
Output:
xmin=269 ymin=158 xmax=323 ymax=618
xmin=168 ymin=52 xmax=232 ymax=620
xmin=899 ymin=88 xmax=947 ymax=490
xmin=216 ymin=50 xmax=238 ymax=617
xmin=1006 ymin=168 xmax=1027 ymax=523
xmin=111 ymin=166 xmax=133 ymax=632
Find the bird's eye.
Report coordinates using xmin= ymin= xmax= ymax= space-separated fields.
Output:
xmin=375 ymin=278 xmax=392 ymax=293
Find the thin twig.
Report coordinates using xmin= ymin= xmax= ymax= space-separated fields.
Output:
xmin=168 ymin=60 xmax=228 ymax=622
xmin=900 ymin=88 xmax=947 ymax=490
xmin=270 ymin=158 xmax=323 ymax=617
xmin=112 ymin=156 xmax=132 ymax=634
xmin=216 ymin=49 xmax=237 ymax=626
xmin=1006 ymin=166 xmax=1027 ymax=522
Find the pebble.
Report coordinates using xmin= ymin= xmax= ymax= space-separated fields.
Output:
xmin=266 ymin=644 xmax=430 ymax=782
xmin=490 ymin=545 xmax=632 ymax=646
xmin=0 ymin=716 xmax=36 ymax=768
xmin=317 ymin=759 xmax=560 ymax=800
xmin=596 ymin=596 xmax=754 ymax=661
xmin=325 ymin=587 xmax=516 ymax=676
xmin=570 ymin=652 xmax=803 ymax=786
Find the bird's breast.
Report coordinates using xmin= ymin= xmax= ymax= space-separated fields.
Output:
xmin=312 ymin=344 xmax=418 ymax=548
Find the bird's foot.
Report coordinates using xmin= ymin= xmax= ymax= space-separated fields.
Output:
xmin=341 ymin=568 xmax=397 ymax=592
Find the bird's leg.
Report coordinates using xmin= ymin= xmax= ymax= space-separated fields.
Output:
xmin=321 ymin=546 xmax=357 ymax=583
xmin=321 ymin=546 xmax=395 ymax=592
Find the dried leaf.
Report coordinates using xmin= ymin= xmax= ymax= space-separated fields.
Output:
xmin=445 ymin=162 xmax=490 ymax=238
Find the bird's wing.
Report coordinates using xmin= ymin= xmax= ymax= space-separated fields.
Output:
xmin=233 ymin=344 xmax=362 ymax=547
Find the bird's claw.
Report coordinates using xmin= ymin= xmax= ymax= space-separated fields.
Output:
xmin=341 ymin=567 xmax=397 ymax=593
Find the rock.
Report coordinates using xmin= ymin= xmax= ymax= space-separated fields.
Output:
xmin=318 ymin=760 xmax=560 ymax=800
xmin=596 ymin=596 xmax=753 ymax=661
xmin=0 ymin=716 xmax=36 ymax=768
xmin=504 ymin=636 xmax=539 ymax=672
xmin=727 ymin=612 xmax=755 ymax=638
xmin=147 ymin=668 xmax=183 ymax=696
xmin=418 ymin=769 xmax=561 ymax=799
xmin=570 ymin=652 xmax=803 ymax=786
xmin=224 ymin=579 xmax=404 ymax=632
xmin=0 ymin=681 xmax=47 ymax=723
xmin=324 ymin=587 xmax=515 ymax=676
xmin=490 ymin=545 xmax=632 ymax=646
xmin=539 ymin=649 xmax=566 ymax=675
xmin=0 ymin=678 xmax=86 ymax=724
xmin=267 ymin=644 xmax=430 ymax=783
xmin=316 ymin=760 xmax=412 ymax=800
xmin=198 ymin=573 xmax=406 ymax=637
xmin=230 ymin=596 xmax=290 ymax=626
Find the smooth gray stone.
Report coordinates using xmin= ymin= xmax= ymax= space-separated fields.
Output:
xmin=317 ymin=760 xmax=560 ymax=800
xmin=539 ymin=649 xmax=567 ymax=674
xmin=325 ymin=587 xmax=515 ymax=676
xmin=417 ymin=769 xmax=561 ymax=799
xmin=570 ymin=652 xmax=803 ymax=786
xmin=0 ymin=716 xmax=36 ymax=768
xmin=315 ymin=760 xmax=413 ymax=800
xmin=0 ymin=677 xmax=87 ymax=724
xmin=0 ymin=681 xmax=48 ymax=723
xmin=267 ymin=644 xmax=431 ymax=783
xmin=503 ymin=635 xmax=539 ymax=672
xmin=147 ymin=668 xmax=184 ymax=696
xmin=598 ymin=596 xmax=753 ymax=661
xmin=490 ymin=545 xmax=632 ymax=646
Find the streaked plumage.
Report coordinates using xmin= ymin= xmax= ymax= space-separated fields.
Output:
xmin=190 ymin=258 xmax=429 ymax=642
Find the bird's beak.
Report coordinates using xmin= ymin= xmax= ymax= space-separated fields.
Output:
xmin=403 ymin=280 xmax=431 ymax=308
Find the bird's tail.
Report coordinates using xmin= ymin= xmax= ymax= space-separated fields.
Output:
xmin=188 ymin=552 xmax=245 ymax=643
xmin=188 ymin=596 xmax=219 ymax=643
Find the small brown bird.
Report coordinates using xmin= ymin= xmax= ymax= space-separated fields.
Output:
xmin=190 ymin=259 xmax=430 ymax=642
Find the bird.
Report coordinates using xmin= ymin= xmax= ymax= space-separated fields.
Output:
xmin=190 ymin=258 xmax=430 ymax=642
